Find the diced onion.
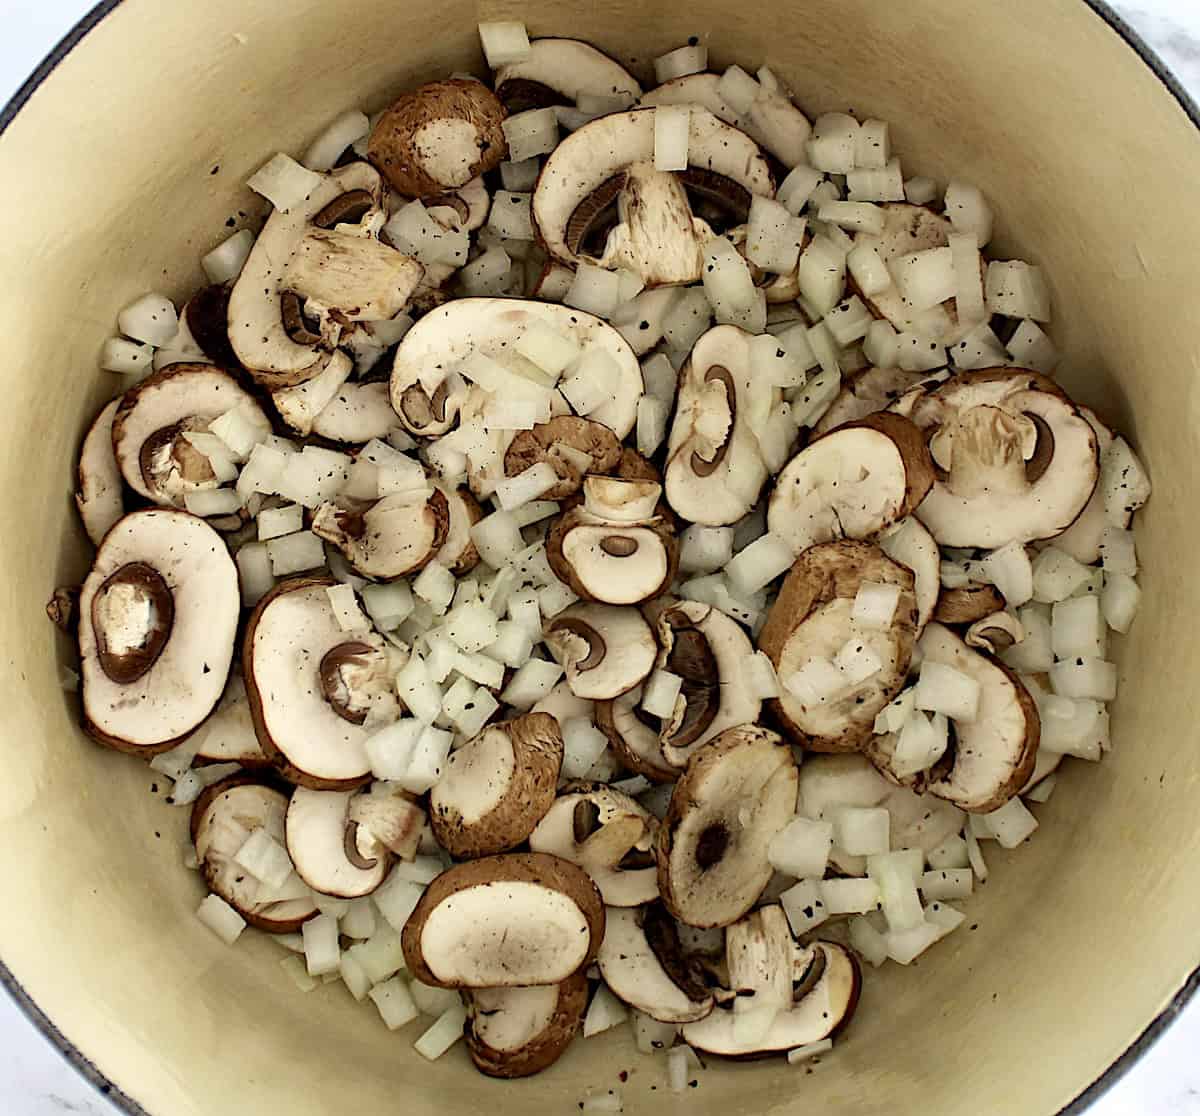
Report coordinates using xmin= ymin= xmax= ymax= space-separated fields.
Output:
xmin=197 ymin=894 xmax=246 ymax=945
xmin=1049 ymin=656 xmax=1117 ymax=701
xmin=985 ymin=260 xmax=1051 ymax=321
xmin=118 ymin=292 xmax=178 ymax=347
xmin=903 ymin=176 xmax=937 ymax=205
xmin=834 ymin=639 xmax=884 ymax=687
xmin=862 ymin=319 xmax=900 ymax=366
xmin=868 ymin=852 xmax=925 ymax=932
xmin=768 ymin=817 xmax=832 ymax=879
xmin=494 ymin=461 xmax=559 ymax=511
xmin=726 ymin=532 xmax=795 ymax=595
xmin=977 ymin=797 xmax=1038 ymax=849
xmin=702 ymin=237 xmax=758 ymax=320
xmin=819 ymin=876 xmax=882 ymax=914
xmin=233 ymin=828 xmax=295 ymax=890
xmin=459 ymin=246 xmax=512 ymax=295
xmin=501 ymin=659 xmax=565 ymax=709
xmin=202 ymin=228 xmax=256 ymax=284
xmin=915 ymin=660 xmax=981 ymax=722
xmin=795 ymin=237 xmax=847 ymax=316
xmin=920 ymin=868 xmax=973 ymax=901
xmin=830 ymin=807 xmax=889 ymax=857
xmin=478 ymin=20 xmax=531 ymax=67
xmin=717 ymin=64 xmax=761 ymax=115
xmin=777 ymin=164 xmax=824 ymax=216
xmin=979 ymin=540 xmax=1033 ymax=607
xmin=1032 ymin=547 xmax=1094 ymax=603
xmin=1006 ymin=319 xmax=1059 ymax=373
xmin=891 ymin=247 xmax=956 ymax=312
xmin=413 ymin=560 xmax=456 ymax=615
xmin=265 ymin=531 xmax=326 ymax=577
xmin=926 ymin=836 xmax=970 ymax=871
xmin=847 ymin=157 xmax=904 ymax=202
xmin=654 ymin=105 xmax=690 ymax=172
xmin=561 ymin=717 xmax=610 ymax=780
xmin=747 ymin=196 xmax=804 ymax=274
xmin=184 ymin=488 xmax=241 ymax=517
xmin=488 ymin=191 xmax=535 ymax=241
xmin=944 ymin=180 xmax=993 ymax=246
xmin=851 ymin=581 xmax=901 ymax=630
xmin=302 ymin=913 xmax=341 ymax=977
xmin=824 ymin=296 xmax=873 ymax=346
xmin=817 ymin=200 xmax=884 ymax=235
xmin=582 ymin=1093 xmax=624 ymax=1114
xmin=303 ymin=110 xmax=371 ymax=171
xmin=100 ymin=337 xmax=154 ymax=376
xmin=848 ymin=916 xmax=888 ymax=967
xmin=369 ymin=976 xmax=421 ymax=1031
xmin=1051 ymin=595 xmax=1107 ymax=661
xmin=236 ymin=542 xmax=274 ymax=607
xmin=247 ymin=153 xmax=323 ymax=212
xmin=654 ymin=43 xmax=708 ymax=83
xmin=662 ymin=287 xmax=714 ymax=353
xmin=780 ymin=879 xmax=829 ymax=936
xmin=1100 ymin=438 xmax=1151 ymax=527
xmin=897 ymin=332 xmax=946 ymax=373
xmin=807 ymin=113 xmax=860 ymax=174
xmin=502 ymin=107 xmax=559 ymax=161
xmin=583 ymin=983 xmax=629 ymax=1037
xmin=1102 ymin=572 xmax=1141 ymax=634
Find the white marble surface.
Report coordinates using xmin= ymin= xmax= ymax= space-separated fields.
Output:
xmin=2 ymin=0 xmax=1200 ymax=1113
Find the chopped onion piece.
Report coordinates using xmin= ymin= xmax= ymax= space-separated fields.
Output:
xmin=265 ymin=531 xmax=326 ymax=577
xmin=247 ymin=153 xmax=323 ymax=211
xmin=303 ymin=109 xmax=370 ymax=171
xmin=1049 ymin=656 xmax=1117 ymax=701
xmin=862 ymin=319 xmax=900 ymax=366
xmin=768 ymin=817 xmax=833 ymax=878
xmin=944 ymin=180 xmax=993 ymax=246
xmin=926 ymin=836 xmax=970 ymax=871
xmin=202 ymin=228 xmax=255 ymax=284
xmin=818 ymin=200 xmax=884 ymax=235
xmin=727 ymin=532 xmax=795 ymax=595
xmin=1006 ymin=319 xmax=1059 ymax=373
xmin=1102 ymin=572 xmax=1141 ymax=634
xmin=488 ymin=190 xmax=535 ymax=241
xmin=368 ymin=976 xmax=421 ymax=1031
xmin=820 ymin=876 xmax=882 ymax=915
xmin=561 ymin=717 xmax=610 ymax=780
xmin=891 ymin=247 xmax=955 ymax=312
xmin=197 ymin=894 xmax=246 ymax=945
xmin=118 ymin=293 xmax=178 ymax=347
xmin=641 ymin=670 xmax=684 ymax=720
xmin=495 ymin=462 xmax=560 ymax=511
xmin=583 ymin=982 xmax=629 ymax=1037
xmin=948 ymin=233 xmax=987 ymax=326
xmin=920 ymin=869 xmax=973 ymax=901
xmin=831 ymin=807 xmax=889 ymax=857
xmin=101 ymin=337 xmax=154 ymax=376
xmin=478 ymin=19 xmax=531 ymax=65
xmin=702 ymin=236 xmax=758 ymax=321
xmin=874 ymin=686 xmax=916 ymax=734
xmin=807 ymin=113 xmax=860 ymax=174
xmin=460 ymin=245 xmax=512 ymax=295
xmin=662 ymin=287 xmax=714 ymax=352
xmin=500 ymin=157 xmax=540 ymax=192
xmin=654 ymin=43 xmax=708 ymax=82
xmin=236 ymin=543 xmax=274 ymax=607
xmin=847 ymin=157 xmax=904 ymax=202
xmin=743 ymin=651 xmax=781 ymax=700
xmin=365 ymin=718 xmax=425 ymax=781
xmin=915 ymin=660 xmax=981 ymax=722
xmin=413 ymin=560 xmax=455 ymax=616
xmin=234 ymin=828 xmax=294 ymax=890
xmin=824 ymin=297 xmax=873 ymax=346
xmin=834 ymin=639 xmax=883 ymax=686
xmin=183 ymin=489 xmax=241 ymax=517
xmin=502 ymin=106 xmax=559 ymax=161
xmin=653 ymin=104 xmax=690 ymax=172
xmin=1032 ymin=547 xmax=1094 ymax=603
xmin=785 ymin=656 xmax=847 ymax=705
xmin=778 ymin=164 xmax=824 ymax=216
xmin=869 ymin=851 xmax=925 ymax=932
xmin=347 ymin=925 xmax=407 ymax=984
xmin=848 ymin=916 xmax=888 ymax=967
xmin=747 ymin=196 xmax=804 ymax=273
xmin=302 ymin=913 xmax=340 ymax=977
xmin=1098 ymin=525 xmax=1137 ymax=576
xmin=515 ymin=319 xmax=580 ymax=379
xmin=979 ymin=540 xmax=1033 ymax=607
xmin=1026 ymin=773 xmax=1058 ymax=804
xmin=1100 ymin=438 xmax=1151 ymax=527
xmin=904 ymin=176 xmax=938 ymax=205
xmin=985 ymin=260 xmax=1051 ymax=321
xmin=847 ymin=242 xmax=892 ymax=297
xmin=950 ymin=321 xmax=1008 ymax=370
xmin=501 ymin=659 xmax=564 ymax=709
xmin=978 ymin=797 xmax=1038 ymax=849
xmin=444 ymin=601 xmax=502 ymax=654
xmin=796 ymin=237 xmax=847 ymax=316
xmin=851 ymin=581 xmax=901 ymax=630
xmin=635 ymin=395 xmax=670 ymax=457
xmin=1052 ymin=595 xmax=1107 ymax=661
xmin=886 ymin=920 xmax=942 ymax=965
xmin=717 ymin=64 xmax=761 ymax=115
xmin=897 ymin=332 xmax=946 ymax=373
xmin=582 ymin=1093 xmax=624 ymax=1114
xmin=780 ymin=879 xmax=829 ymax=936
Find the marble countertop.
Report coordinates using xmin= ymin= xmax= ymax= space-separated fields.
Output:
xmin=3 ymin=0 xmax=1200 ymax=1113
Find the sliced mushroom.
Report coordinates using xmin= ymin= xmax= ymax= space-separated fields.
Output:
xmin=544 ymin=603 xmax=657 ymax=700
xmin=534 ymin=109 xmax=773 ymax=286
xmin=75 ymin=398 xmax=125 ymax=545
xmin=312 ymin=487 xmax=450 ymax=581
xmin=285 ymin=786 xmax=393 ymax=898
xmin=401 ymin=852 xmax=606 ymax=988
xmin=193 ymin=671 xmax=269 ymax=767
xmin=270 ymin=349 xmax=355 ymax=436
xmin=391 ymin=297 xmax=643 ymax=439
xmin=504 ymin=416 xmax=623 ymax=500
xmin=767 ymin=412 xmax=935 ymax=555
xmin=78 ymin=510 xmax=239 ymax=755
xmin=812 ymin=367 xmax=948 ymax=437
xmin=110 ymin=365 xmax=268 ymax=508
xmin=368 ymin=79 xmax=507 ymax=198
xmin=311 ymin=381 xmax=402 ymax=444
xmin=430 ymin=713 xmax=564 ymax=859
xmin=528 ymin=783 xmax=658 ymax=906
xmin=1053 ymin=406 xmax=1115 ymax=564
xmin=657 ymin=725 xmax=798 ymax=928
xmin=965 ymin=610 xmax=1024 ymax=655
xmin=594 ymin=687 xmax=677 ymax=783
xmin=681 ymin=907 xmax=860 ymax=1056
xmin=183 ymin=285 xmax=243 ymax=372
xmin=434 ymin=483 xmax=483 ymax=575
xmin=243 ymin=577 xmax=400 ymax=789
xmin=911 ymin=369 xmax=1100 ymax=548
xmin=495 ymin=38 xmax=640 ymax=111
xmin=191 ymin=775 xmax=318 ymax=931
xmin=424 ymin=176 xmax=492 ymax=233
xmin=758 ymin=540 xmax=919 ymax=753
xmin=877 ymin=516 xmax=939 ymax=634
xmin=919 ymin=622 xmax=1040 ymax=812
xmin=465 ymin=972 xmax=589 ymax=1079
xmin=665 ymin=326 xmax=775 ymax=526
xmin=934 ymin=584 xmax=1006 ymax=625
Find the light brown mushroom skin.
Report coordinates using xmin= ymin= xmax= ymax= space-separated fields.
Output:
xmin=842 ymin=411 xmax=937 ymax=520
xmin=430 ymin=712 xmax=564 ymax=859
xmin=465 ymin=970 xmax=589 ymax=1079
xmin=400 ymin=852 xmax=606 ymax=988
xmin=933 ymin=584 xmax=1007 ymax=625
xmin=503 ymin=416 xmax=623 ymax=500
xmin=441 ymin=485 xmax=484 ymax=575
xmin=368 ymin=80 xmax=508 ymax=198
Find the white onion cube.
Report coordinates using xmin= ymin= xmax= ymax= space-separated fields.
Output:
xmin=197 ymin=894 xmax=246 ymax=945
xmin=831 ymin=807 xmax=890 ymax=857
xmin=851 ymin=581 xmax=901 ymax=630
xmin=1049 ymin=657 xmax=1117 ymax=701
xmin=985 ymin=260 xmax=1051 ymax=321
xmin=915 ymin=660 xmax=981 ymax=722
xmin=819 ymin=876 xmax=882 ymax=915
xmin=478 ymin=20 xmax=531 ymax=67
xmin=768 ymin=817 xmax=833 ymax=879
xmin=654 ymin=105 xmax=690 ymax=172
xmin=780 ymin=879 xmax=828 ymax=936
xmin=369 ymin=976 xmax=421 ymax=1031
xmin=727 ymin=532 xmax=795 ymax=595
xmin=655 ymin=43 xmax=708 ymax=83
xmin=807 ymin=113 xmax=860 ymax=174
xmin=247 ymin=153 xmax=323 ymax=212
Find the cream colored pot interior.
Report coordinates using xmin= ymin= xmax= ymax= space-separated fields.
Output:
xmin=1 ymin=1 xmax=1197 ymax=1113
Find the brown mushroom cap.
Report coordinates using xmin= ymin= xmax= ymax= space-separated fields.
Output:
xmin=933 ymin=583 xmax=1007 ymax=625
xmin=594 ymin=687 xmax=678 ymax=783
xmin=504 ymin=416 xmax=623 ymax=500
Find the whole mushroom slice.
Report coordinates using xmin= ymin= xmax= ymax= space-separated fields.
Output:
xmin=423 ymin=176 xmax=492 ymax=233
xmin=657 ymin=725 xmax=798 ymax=929
xmin=193 ymin=672 xmax=269 ymax=767
xmin=78 ymin=510 xmax=239 ymax=755
xmin=767 ymin=412 xmax=935 ymax=555
xmin=919 ymin=623 xmax=1040 ymax=813
xmin=665 ymin=326 xmax=774 ymax=527
xmin=391 ymin=298 xmax=643 ymax=440
xmin=933 ymin=583 xmax=1006 ymax=625
xmin=430 ymin=713 xmax=564 ymax=859
xmin=757 ymin=540 xmax=919 ymax=753
xmin=504 ymin=416 xmax=623 ymax=501
xmin=1053 ymin=406 xmax=1115 ymax=564
xmin=594 ymin=687 xmax=677 ymax=783
xmin=545 ymin=603 xmax=657 ymax=701
xmin=285 ymin=785 xmax=393 ymax=898
xmin=434 ymin=483 xmax=484 ymax=575
xmin=528 ymin=782 xmax=659 ymax=906
xmin=812 ymin=367 xmax=948 ymax=437
xmin=654 ymin=600 xmax=762 ymax=769
xmin=681 ymin=907 xmax=861 ymax=1057
xmin=349 ymin=782 xmax=426 ymax=860
xmin=311 ymin=381 xmax=403 ymax=444
xmin=244 ymin=577 xmax=399 ymax=789
xmin=911 ymin=369 xmax=1100 ymax=548
xmin=312 ymin=487 xmax=450 ymax=581
xmin=494 ymin=38 xmax=642 ymax=112
xmin=965 ymin=610 xmax=1024 ymax=655
xmin=534 ymin=109 xmax=773 ymax=286
xmin=401 ymin=852 xmax=606 ymax=989
xmin=75 ymin=398 xmax=125 ymax=545
xmin=368 ymin=79 xmax=508 ymax=198
xmin=191 ymin=776 xmax=318 ymax=932
xmin=464 ymin=972 xmax=589 ymax=1079
xmin=597 ymin=905 xmax=715 ymax=1023
xmin=110 ymin=365 xmax=268 ymax=507
xmin=877 ymin=516 xmax=939 ymax=634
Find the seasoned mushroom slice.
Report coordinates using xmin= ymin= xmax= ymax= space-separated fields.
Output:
xmin=594 ymin=687 xmax=677 ymax=783
xmin=244 ymin=577 xmax=399 ymax=789
xmin=657 ymin=725 xmax=798 ymax=929
xmin=912 ymin=370 xmax=1100 ymax=548
xmin=76 ymin=399 xmax=125 ymax=546
xmin=528 ymin=783 xmax=658 ymax=906
xmin=933 ymin=584 xmax=1006 ymax=625
xmin=191 ymin=776 xmax=318 ymax=932
xmin=653 ymin=600 xmax=761 ymax=769
xmin=965 ymin=610 xmax=1024 ymax=655
xmin=665 ymin=326 xmax=775 ymax=527
xmin=193 ymin=672 xmax=268 ymax=767
xmin=504 ymin=416 xmax=623 ymax=500
xmin=465 ymin=972 xmax=589 ymax=1080
xmin=111 ymin=365 xmax=268 ymax=508
xmin=877 ymin=516 xmax=939 ymax=635
xmin=494 ymin=38 xmax=641 ymax=111
xmin=401 ymin=852 xmax=606 ymax=988
xmin=545 ymin=603 xmax=657 ymax=700
xmin=758 ymin=541 xmax=919 ymax=753
xmin=681 ymin=908 xmax=861 ymax=1056
xmin=1053 ymin=406 xmax=1115 ymax=564
xmin=311 ymin=382 xmax=403 ymax=445
xmin=812 ymin=367 xmax=948 ymax=437
xmin=434 ymin=483 xmax=484 ymax=575
xmin=919 ymin=623 xmax=1040 ymax=813
xmin=368 ymin=79 xmax=507 ymax=198
xmin=767 ymin=413 xmax=935 ymax=555
xmin=285 ymin=786 xmax=393 ymax=898
xmin=79 ymin=510 xmax=239 ymax=754
xmin=348 ymin=782 xmax=426 ymax=860
xmin=598 ymin=905 xmax=715 ymax=1023
xmin=430 ymin=713 xmax=564 ymax=859
xmin=312 ymin=488 xmax=450 ymax=581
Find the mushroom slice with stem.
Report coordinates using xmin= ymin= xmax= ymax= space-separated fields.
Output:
xmin=464 ymin=972 xmax=589 ymax=1079
xmin=111 ymin=365 xmax=269 ymax=508
xmin=757 ymin=540 xmax=919 ymax=753
xmin=933 ymin=583 xmax=1006 ymax=625
xmin=767 ymin=412 xmax=935 ymax=555
xmin=312 ymin=487 xmax=450 ymax=581
xmin=657 ymin=725 xmax=798 ymax=929
xmin=665 ymin=326 xmax=775 ymax=527
xmin=597 ymin=905 xmax=715 ymax=1023
xmin=544 ymin=603 xmax=657 ymax=701
xmin=191 ymin=775 xmax=318 ymax=932
xmin=285 ymin=785 xmax=393 ymax=898
xmin=1053 ymin=406 xmax=1115 ymax=564
xmin=368 ymin=79 xmax=508 ymax=198
xmin=965 ymin=610 xmax=1024 ymax=655
xmin=681 ymin=906 xmax=861 ymax=1056
xmin=348 ymin=782 xmax=426 ymax=861
xmin=812 ymin=367 xmax=948 ymax=437
xmin=494 ymin=38 xmax=641 ymax=113
xmin=653 ymin=600 xmax=762 ymax=769
xmin=528 ymin=782 xmax=659 ymax=906
xmin=311 ymin=381 xmax=403 ymax=445
xmin=594 ymin=687 xmax=677 ymax=783
xmin=75 ymin=398 xmax=125 ymax=545
xmin=911 ymin=369 xmax=1100 ymax=549
xmin=434 ymin=483 xmax=484 ymax=575
xmin=534 ymin=109 xmax=773 ymax=286
xmin=504 ymin=416 xmax=623 ymax=501
xmin=919 ymin=622 xmax=1040 ymax=813
xmin=430 ymin=713 xmax=564 ymax=859
xmin=877 ymin=516 xmax=939 ymax=635
xmin=243 ymin=577 xmax=399 ymax=789
xmin=78 ymin=510 xmax=239 ymax=755
xmin=401 ymin=852 xmax=605 ymax=988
